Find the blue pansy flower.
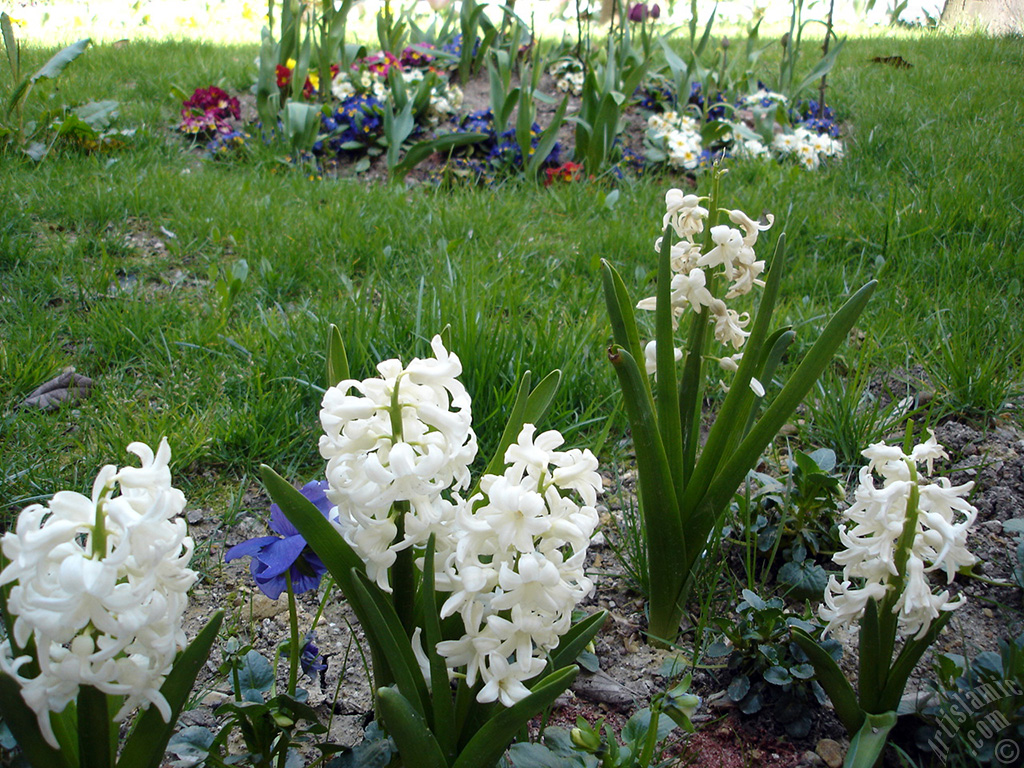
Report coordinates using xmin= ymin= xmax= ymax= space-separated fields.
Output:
xmin=225 ymin=480 xmax=332 ymax=600
xmin=300 ymin=633 xmax=328 ymax=680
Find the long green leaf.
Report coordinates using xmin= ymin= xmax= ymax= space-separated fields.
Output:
xmin=878 ymin=610 xmax=953 ymax=712
xmin=654 ymin=225 xmax=683 ymax=497
xmin=77 ymin=686 xmax=111 ymax=768
xmin=349 ymin=571 xmax=431 ymax=718
xmin=698 ymin=280 xmax=876 ymax=529
xmin=681 ymin=233 xmax=788 ymax=516
xmin=451 ymin=667 xmax=578 ymax=768
xmin=478 ymin=371 xmax=532 ymax=482
xmin=790 ymin=627 xmax=863 ymax=734
xmin=0 ymin=671 xmax=75 ymax=768
xmin=522 ymin=369 xmax=561 ymax=425
xmin=741 ymin=328 xmax=795 ymax=438
xmin=392 ymin=131 xmax=489 ymax=181
xmin=547 ymin=610 xmax=608 ymax=673
xmin=843 ymin=711 xmax=897 ymax=768
xmin=2 ymin=12 xmax=19 ymax=81
xmin=475 ymin=368 xmax=562 ymax=491
xmin=326 ymin=323 xmax=349 ymax=387
xmin=30 ymin=38 xmax=89 ymax=83
xmin=794 ymin=37 xmax=847 ymax=98
xmin=607 ymin=346 xmax=686 ymax=639
xmin=419 ymin=537 xmax=455 ymax=758
xmin=5 ymin=77 xmax=29 ymax=119
xmin=601 ymin=260 xmax=651 ymax=403
xmin=117 ymin=611 xmax=225 ymax=768
xmin=378 ymin=687 xmax=450 ymax=768
xmin=260 ymin=464 xmax=394 ymax=691
xmin=260 ymin=466 xmax=365 ymax=587
xmin=858 ymin=597 xmax=882 ymax=712
xmin=526 ymin=95 xmax=569 ymax=181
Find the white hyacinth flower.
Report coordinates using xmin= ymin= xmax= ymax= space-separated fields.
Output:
xmin=0 ymin=439 xmax=196 ymax=747
xmin=821 ymin=431 xmax=977 ymax=639
xmin=319 ymin=335 xmax=477 ymax=591
xmin=438 ymin=424 xmax=600 ymax=706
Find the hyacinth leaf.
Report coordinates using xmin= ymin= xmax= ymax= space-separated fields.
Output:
xmin=349 ymin=570 xmax=431 ymax=718
xmin=742 ymin=328 xmax=796 ymax=438
xmin=606 ymin=345 xmax=686 ymax=641
xmin=326 ymin=323 xmax=349 ymax=388
xmin=879 ymin=610 xmax=954 ymax=713
xmin=0 ymin=671 xmax=74 ymax=768
xmin=2 ymin=13 xmax=18 ymax=79
xmin=682 ymin=233 xmax=787 ymax=518
xmin=77 ymin=685 xmax=112 ymax=768
xmin=392 ymin=131 xmax=489 ymax=183
xmin=844 ymin=711 xmax=897 ymax=768
xmin=477 ymin=369 xmax=561 ymax=484
xmin=419 ymin=536 xmax=455 ymax=756
xmin=654 ymin=224 xmax=682 ymax=494
xmin=546 ymin=610 xmax=608 ymax=673
xmin=794 ymin=37 xmax=847 ymax=100
xmin=525 ymin=95 xmax=569 ymax=182
xmin=255 ymin=27 xmax=279 ymax=130
xmin=259 ymin=465 xmax=397 ymax=690
xmin=858 ymin=597 xmax=882 ymax=712
xmin=377 ymin=687 xmax=450 ymax=768
xmin=260 ymin=466 xmax=365 ymax=585
xmin=601 ymin=260 xmax=650 ymax=404
xmin=790 ymin=627 xmax=862 ymax=734
xmin=117 ymin=610 xmax=224 ymax=768
xmin=450 ymin=667 xmax=578 ymax=768
xmin=699 ymin=280 xmax=877 ymax=536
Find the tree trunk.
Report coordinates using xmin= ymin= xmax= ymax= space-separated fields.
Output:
xmin=940 ymin=0 xmax=1024 ymax=33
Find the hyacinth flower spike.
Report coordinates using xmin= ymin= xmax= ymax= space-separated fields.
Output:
xmin=0 ymin=439 xmax=222 ymax=768
xmin=259 ymin=324 xmax=608 ymax=768
xmin=791 ymin=430 xmax=977 ymax=768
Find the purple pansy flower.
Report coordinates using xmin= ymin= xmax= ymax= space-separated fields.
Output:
xmin=225 ymin=480 xmax=332 ymax=600
xmin=300 ymin=633 xmax=328 ymax=680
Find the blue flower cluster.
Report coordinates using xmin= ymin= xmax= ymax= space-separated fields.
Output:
xmin=206 ymin=130 xmax=251 ymax=158
xmin=441 ymin=33 xmax=480 ymax=61
xmin=453 ymin=109 xmax=563 ymax=170
xmin=792 ymin=99 xmax=840 ymax=138
xmin=315 ymin=95 xmax=386 ymax=157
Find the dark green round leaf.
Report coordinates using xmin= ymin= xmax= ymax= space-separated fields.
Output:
xmin=727 ymin=674 xmax=751 ymax=702
xmin=764 ymin=666 xmax=792 ymax=686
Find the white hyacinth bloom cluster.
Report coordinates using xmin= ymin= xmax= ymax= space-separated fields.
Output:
xmin=437 ymin=425 xmax=601 ymax=707
xmin=319 ymin=337 xmax=602 ymax=709
xmin=821 ymin=431 xmax=977 ymax=640
xmin=319 ymin=335 xmax=477 ymax=592
xmin=637 ymin=189 xmax=773 ymax=394
xmin=737 ymin=87 xmax=788 ymax=109
xmin=0 ymin=439 xmax=196 ymax=747
xmin=548 ymin=59 xmax=585 ymax=96
xmin=647 ymin=111 xmax=704 ymax=170
xmin=772 ymin=127 xmax=844 ymax=170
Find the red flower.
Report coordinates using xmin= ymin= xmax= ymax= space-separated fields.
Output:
xmin=276 ymin=64 xmax=292 ymax=88
xmin=544 ymin=161 xmax=585 ymax=187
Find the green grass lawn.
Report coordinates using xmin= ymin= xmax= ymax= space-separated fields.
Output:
xmin=2 ymin=26 xmax=1023 ymax=527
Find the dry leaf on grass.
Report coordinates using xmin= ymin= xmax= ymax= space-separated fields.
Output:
xmin=18 ymin=368 xmax=95 ymax=411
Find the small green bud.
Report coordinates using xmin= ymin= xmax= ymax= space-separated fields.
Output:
xmin=571 ymin=726 xmax=602 ymax=753
xmin=272 ymin=713 xmax=295 ymax=728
